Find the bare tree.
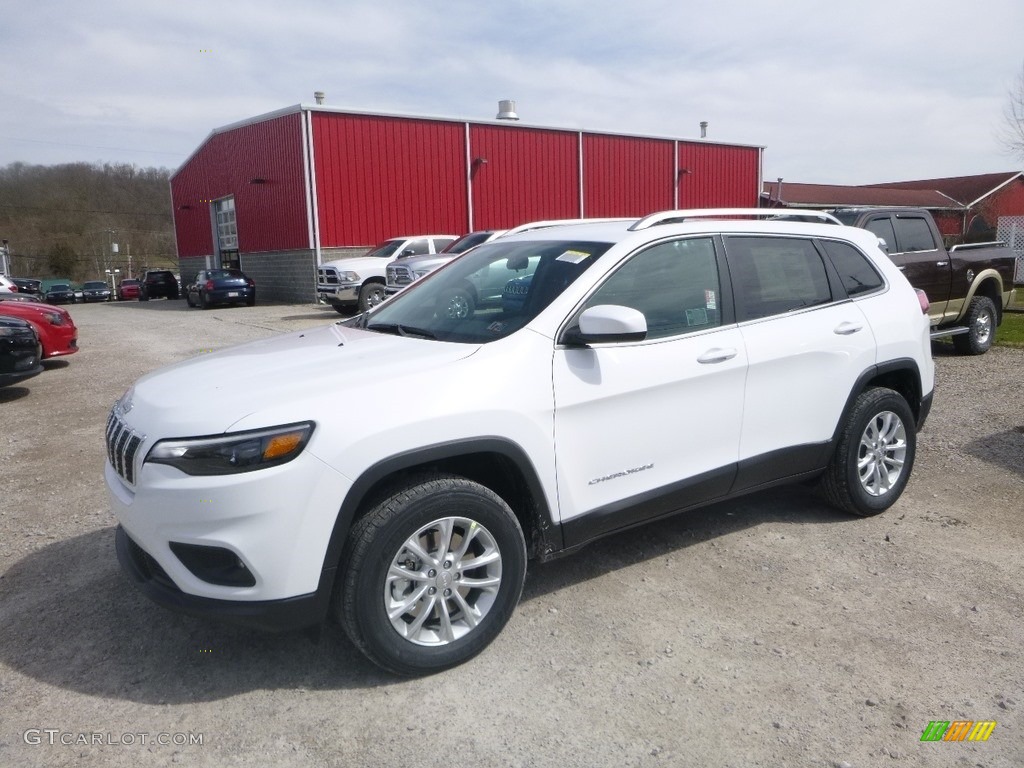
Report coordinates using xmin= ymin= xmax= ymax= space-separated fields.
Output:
xmin=1001 ymin=63 xmax=1024 ymax=163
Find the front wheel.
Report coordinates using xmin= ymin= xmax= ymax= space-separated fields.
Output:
xmin=358 ymin=282 xmax=387 ymax=312
xmin=952 ymin=295 xmax=996 ymax=355
xmin=336 ymin=474 xmax=527 ymax=676
xmin=818 ymin=387 xmax=916 ymax=516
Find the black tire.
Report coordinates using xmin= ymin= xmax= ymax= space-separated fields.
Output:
xmin=138 ymin=290 xmax=148 ymax=302
xmin=438 ymin=288 xmax=475 ymax=320
xmin=200 ymin=292 xmax=211 ymax=310
xmin=336 ymin=474 xmax=527 ymax=676
xmin=952 ymin=295 xmax=996 ymax=355
xmin=357 ymin=281 xmax=387 ymax=312
xmin=185 ymin=291 xmax=195 ymax=307
xmin=819 ymin=387 xmax=916 ymax=517
xmin=331 ymin=305 xmax=348 ymax=315
xmin=246 ymin=294 xmax=256 ymax=307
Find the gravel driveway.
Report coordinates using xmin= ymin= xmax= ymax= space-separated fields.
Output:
xmin=1 ymin=300 xmax=1022 ymax=768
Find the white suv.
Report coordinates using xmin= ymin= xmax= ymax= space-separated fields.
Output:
xmin=106 ymin=210 xmax=934 ymax=675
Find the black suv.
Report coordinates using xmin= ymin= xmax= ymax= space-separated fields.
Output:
xmin=139 ymin=270 xmax=180 ymax=301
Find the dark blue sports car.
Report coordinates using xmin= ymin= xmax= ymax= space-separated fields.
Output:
xmin=185 ymin=269 xmax=256 ymax=309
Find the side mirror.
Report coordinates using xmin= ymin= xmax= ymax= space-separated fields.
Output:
xmin=876 ymin=237 xmax=890 ymax=253
xmin=562 ymin=305 xmax=647 ymax=346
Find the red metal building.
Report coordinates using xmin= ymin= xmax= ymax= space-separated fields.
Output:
xmin=172 ymin=105 xmax=764 ymax=302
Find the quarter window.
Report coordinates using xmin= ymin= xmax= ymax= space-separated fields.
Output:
xmin=582 ymin=237 xmax=721 ymax=340
xmin=820 ymin=240 xmax=884 ymax=297
xmin=725 ymin=237 xmax=832 ymax=321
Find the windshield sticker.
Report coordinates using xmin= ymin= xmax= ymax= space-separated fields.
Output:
xmin=556 ymin=249 xmax=590 ymax=264
xmin=686 ymin=308 xmax=708 ymax=326
xmin=705 ymin=289 xmax=717 ymax=310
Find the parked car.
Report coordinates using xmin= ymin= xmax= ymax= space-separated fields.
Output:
xmin=0 ymin=293 xmax=43 ymax=304
xmin=831 ymin=207 xmax=1016 ymax=354
xmin=0 ymin=299 xmax=79 ymax=359
xmin=81 ymin=280 xmax=113 ymax=302
xmin=0 ymin=275 xmax=18 ymax=294
xmin=117 ymin=278 xmax=141 ymax=301
xmin=44 ymin=283 xmax=76 ymax=305
xmin=317 ymin=235 xmax=458 ymax=312
xmin=11 ymin=278 xmax=41 ymax=296
xmin=139 ymin=270 xmax=179 ymax=301
xmin=385 ymin=231 xmax=507 ymax=296
xmin=107 ymin=209 xmax=934 ymax=675
xmin=185 ymin=269 xmax=256 ymax=309
xmin=0 ymin=316 xmax=43 ymax=387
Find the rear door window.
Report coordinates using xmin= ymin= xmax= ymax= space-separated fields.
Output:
xmin=724 ymin=237 xmax=832 ymax=321
xmin=893 ymin=216 xmax=937 ymax=252
xmin=864 ymin=217 xmax=898 ymax=253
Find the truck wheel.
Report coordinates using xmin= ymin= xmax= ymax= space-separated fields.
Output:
xmin=818 ymin=387 xmax=916 ymax=517
xmin=438 ymin=288 xmax=474 ymax=320
xmin=331 ymin=305 xmax=348 ymax=315
xmin=358 ymin=282 xmax=386 ymax=312
xmin=336 ymin=474 xmax=527 ymax=676
xmin=952 ymin=295 xmax=996 ymax=355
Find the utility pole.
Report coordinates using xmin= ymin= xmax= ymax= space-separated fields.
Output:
xmin=0 ymin=240 xmax=9 ymax=276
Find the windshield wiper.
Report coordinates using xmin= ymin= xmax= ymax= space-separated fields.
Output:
xmin=366 ymin=322 xmax=437 ymax=339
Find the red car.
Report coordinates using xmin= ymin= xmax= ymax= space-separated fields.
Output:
xmin=0 ymin=299 xmax=79 ymax=359
xmin=118 ymin=278 xmax=141 ymax=301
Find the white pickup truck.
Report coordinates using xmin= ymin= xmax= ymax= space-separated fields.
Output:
xmin=317 ymin=235 xmax=456 ymax=312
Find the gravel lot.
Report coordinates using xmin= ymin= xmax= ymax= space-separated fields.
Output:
xmin=1 ymin=300 xmax=1022 ymax=768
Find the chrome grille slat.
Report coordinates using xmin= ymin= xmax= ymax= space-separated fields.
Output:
xmin=105 ymin=409 xmax=143 ymax=485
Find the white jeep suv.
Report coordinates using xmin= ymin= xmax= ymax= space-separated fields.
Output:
xmin=106 ymin=210 xmax=934 ymax=675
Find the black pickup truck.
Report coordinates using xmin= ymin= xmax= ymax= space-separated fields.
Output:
xmin=831 ymin=207 xmax=1015 ymax=355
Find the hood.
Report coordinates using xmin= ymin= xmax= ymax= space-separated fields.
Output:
xmin=127 ymin=323 xmax=478 ymax=434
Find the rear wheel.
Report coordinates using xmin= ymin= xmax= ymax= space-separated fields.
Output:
xmin=819 ymin=387 xmax=916 ymax=516
xmin=200 ymin=292 xmax=211 ymax=310
xmin=952 ymin=295 xmax=996 ymax=355
xmin=336 ymin=474 xmax=527 ymax=676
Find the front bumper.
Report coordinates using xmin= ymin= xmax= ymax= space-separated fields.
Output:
xmin=115 ymin=526 xmax=331 ymax=631
xmin=316 ymin=284 xmax=359 ymax=305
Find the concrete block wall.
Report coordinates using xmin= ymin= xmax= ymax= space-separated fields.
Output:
xmin=240 ymin=250 xmax=318 ymax=304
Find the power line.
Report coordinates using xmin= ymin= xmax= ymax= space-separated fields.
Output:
xmin=0 ymin=136 xmax=184 ymax=157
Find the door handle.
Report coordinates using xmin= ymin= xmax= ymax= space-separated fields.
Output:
xmin=935 ymin=261 xmax=948 ymax=267
xmin=834 ymin=321 xmax=863 ymax=335
xmin=896 ymin=265 xmax=906 ymax=271
xmin=697 ymin=348 xmax=738 ymax=364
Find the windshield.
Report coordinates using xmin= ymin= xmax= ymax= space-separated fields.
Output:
xmin=830 ymin=209 xmax=861 ymax=226
xmin=207 ymin=269 xmax=245 ymax=279
xmin=359 ymin=239 xmax=611 ymax=343
xmin=84 ymin=281 xmax=106 ymax=288
xmin=363 ymin=240 xmax=404 ymax=259
xmin=51 ymin=284 xmax=70 ymax=291
xmin=442 ymin=232 xmax=494 ymax=254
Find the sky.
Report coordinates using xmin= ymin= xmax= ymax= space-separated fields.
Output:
xmin=2 ymin=0 xmax=1023 ymax=186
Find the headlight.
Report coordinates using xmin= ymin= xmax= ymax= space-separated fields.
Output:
xmin=146 ymin=422 xmax=314 ymax=476
xmin=340 ymin=271 xmax=359 ymax=282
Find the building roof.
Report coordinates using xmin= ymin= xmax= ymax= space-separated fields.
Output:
xmin=761 ymin=181 xmax=961 ymax=209
xmin=863 ymin=172 xmax=1024 ymax=207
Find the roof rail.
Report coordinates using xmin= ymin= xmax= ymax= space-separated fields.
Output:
xmin=501 ymin=217 xmax=633 ymax=237
xmin=628 ymin=208 xmax=843 ymax=231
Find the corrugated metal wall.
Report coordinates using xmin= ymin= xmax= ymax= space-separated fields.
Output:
xmin=469 ymin=125 xmax=580 ymax=229
xmin=583 ymin=134 xmax=675 ymax=217
xmin=171 ymin=113 xmax=308 ymax=258
xmin=677 ymin=142 xmax=762 ymax=208
xmin=313 ymin=113 xmax=467 ymax=246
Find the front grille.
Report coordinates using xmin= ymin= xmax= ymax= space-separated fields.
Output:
xmin=386 ymin=264 xmax=413 ymax=287
xmin=317 ymin=267 xmax=341 ymax=286
xmin=105 ymin=409 xmax=144 ymax=485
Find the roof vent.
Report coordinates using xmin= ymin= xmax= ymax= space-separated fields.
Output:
xmin=496 ymin=100 xmax=519 ymax=121
xmin=700 ymin=121 xmax=708 ymax=138
xmin=314 ymin=91 xmax=325 ymax=105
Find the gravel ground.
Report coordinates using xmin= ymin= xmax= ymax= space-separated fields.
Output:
xmin=1 ymin=300 xmax=1022 ymax=768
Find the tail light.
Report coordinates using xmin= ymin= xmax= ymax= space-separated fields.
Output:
xmin=247 ymin=279 xmax=255 ymax=287
xmin=915 ymin=289 xmax=929 ymax=314
xmin=205 ymin=280 xmax=215 ymax=291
